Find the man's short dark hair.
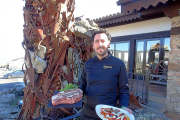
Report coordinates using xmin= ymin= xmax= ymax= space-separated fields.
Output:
xmin=92 ymin=28 xmax=111 ymax=42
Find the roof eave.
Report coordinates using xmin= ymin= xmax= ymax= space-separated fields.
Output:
xmin=94 ymin=12 xmax=141 ymax=27
xmin=117 ymin=0 xmax=135 ymax=6
xmin=120 ymin=0 xmax=170 ymax=13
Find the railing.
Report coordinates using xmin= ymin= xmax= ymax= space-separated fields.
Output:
xmin=127 ymin=68 xmax=150 ymax=104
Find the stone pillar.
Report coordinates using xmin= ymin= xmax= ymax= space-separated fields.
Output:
xmin=166 ymin=16 xmax=180 ymax=114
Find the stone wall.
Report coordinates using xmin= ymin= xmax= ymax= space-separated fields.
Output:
xmin=166 ymin=16 xmax=180 ymax=114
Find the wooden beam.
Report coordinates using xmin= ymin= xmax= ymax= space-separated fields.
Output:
xmin=163 ymin=1 xmax=180 ymax=18
xmin=140 ymin=5 xmax=165 ymax=17
xmin=111 ymin=31 xmax=170 ymax=42
xmin=171 ymin=27 xmax=180 ymax=35
xmin=121 ymin=0 xmax=169 ymax=13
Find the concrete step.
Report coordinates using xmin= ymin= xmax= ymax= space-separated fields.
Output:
xmin=148 ymin=100 xmax=166 ymax=113
xmin=148 ymin=92 xmax=166 ymax=104
xmin=148 ymin=92 xmax=167 ymax=113
xmin=163 ymin=111 xmax=180 ymax=120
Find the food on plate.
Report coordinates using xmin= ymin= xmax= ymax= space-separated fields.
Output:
xmin=100 ymin=107 xmax=130 ymax=120
xmin=52 ymin=88 xmax=83 ymax=106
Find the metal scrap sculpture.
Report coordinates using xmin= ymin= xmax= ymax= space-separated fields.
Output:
xmin=17 ymin=0 xmax=98 ymax=119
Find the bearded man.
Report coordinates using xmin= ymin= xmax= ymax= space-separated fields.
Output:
xmin=79 ymin=28 xmax=131 ymax=120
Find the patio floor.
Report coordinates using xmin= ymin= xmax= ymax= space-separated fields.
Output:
xmin=129 ymin=79 xmax=180 ymax=120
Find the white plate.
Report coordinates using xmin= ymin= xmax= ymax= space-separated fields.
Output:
xmin=95 ymin=104 xmax=135 ymax=120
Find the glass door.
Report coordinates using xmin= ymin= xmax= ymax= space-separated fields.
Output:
xmin=146 ymin=40 xmax=160 ymax=69
xmin=109 ymin=44 xmax=115 ymax=56
xmin=135 ymin=39 xmax=165 ymax=74
xmin=135 ymin=41 xmax=144 ymax=73
xmin=115 ymin=42 xmax=130 ymax=69
xmin=163 ymin=38 xmax=170 ymax=59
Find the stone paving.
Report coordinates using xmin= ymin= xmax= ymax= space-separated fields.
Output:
xmin=0 ymin=104 xmax=20 ymax=120
xmin=133 ymin=104 xmax=170 ymax=120
xmin=0 ymin=87 xmax=23 ymax=120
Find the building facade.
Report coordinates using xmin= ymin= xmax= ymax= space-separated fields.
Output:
xmin=94 ymin=0 xmax=180 ymax=113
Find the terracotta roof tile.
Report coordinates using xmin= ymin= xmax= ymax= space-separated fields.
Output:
xmin=93 ymin=12 xmax=140 ymax=27
xmin=117 ymin=0 xmax=171 ymax=13
xmin=117 ymin=0 xmax=135 ymax=5
xmin=93 ymin=12 xmax=123 ymax=22
xmin=93 ymin=0 xmax=175 ymax=27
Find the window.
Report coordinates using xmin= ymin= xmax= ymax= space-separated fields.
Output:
xmin=109 ymin=44 xmax=115 ymax=56
xmin=135 ymin=38 xmax=170 ymax=73
xmin=135 ymin=41 xmax=144 ymax=73
xmin=115 ymin=42 xmax=130 ymax=69
xmin=163 ymin=38 xmax=170 ymax=59
xmin=109 ymin=42 xmax=130 ymax=71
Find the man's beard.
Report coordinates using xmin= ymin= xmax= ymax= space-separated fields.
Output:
xmin=95 ymin=46 xmax=108 ymax=57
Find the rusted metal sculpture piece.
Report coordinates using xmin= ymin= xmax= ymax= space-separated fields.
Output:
xmin=18 ymin=0 xmax=97 ymax=119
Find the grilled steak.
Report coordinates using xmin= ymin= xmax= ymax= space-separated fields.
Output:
xmin=52 ymin=89 xmax=83 ymax=106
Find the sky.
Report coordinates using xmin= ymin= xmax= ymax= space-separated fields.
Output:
xmin=0 ymin=0 xmax=120 ymax=65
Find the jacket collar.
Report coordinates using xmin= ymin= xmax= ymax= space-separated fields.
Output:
xmin=94 ymin=54 xmax=111 ymax=61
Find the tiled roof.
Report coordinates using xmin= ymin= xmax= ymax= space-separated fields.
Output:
xmin=93 ymin=0 xmax=176 ymax=27
xmin=93 ymin=12 xmax=123 ymax=22
xmin=117 ymin=0 xmax=135 ymax=5
xmin=93 ymin=12 xmax=140 ymax=27
xmin=117 ymin=0 xmax=170 ymax=13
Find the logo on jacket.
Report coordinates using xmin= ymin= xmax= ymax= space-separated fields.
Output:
xmin=103 ymin=65 xmax=112 ymax=69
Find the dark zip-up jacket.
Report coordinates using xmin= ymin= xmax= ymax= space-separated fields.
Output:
xmin=79 ymin=55 xmax=130 ymax=118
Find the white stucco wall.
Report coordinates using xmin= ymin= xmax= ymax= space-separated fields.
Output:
xmin=106 ymin=17 xmax=171 ymax=37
